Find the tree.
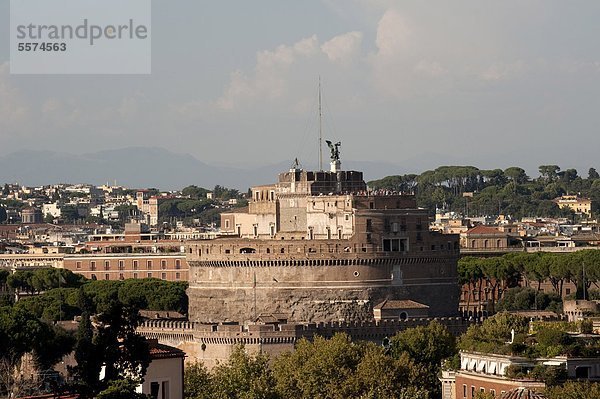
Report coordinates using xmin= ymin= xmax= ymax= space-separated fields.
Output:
xmin=69 ymin=302 xmax=150 ymax=397
xmin=539 ymin=165 xmax=560 ymax=182
xmin=182 ymin=185 xmax=210 ymax=199
xmin=184 ymin=362 xmax=212 ymax=399
xmin=272 ymin=333 xmax=428 ymax=399
xmin=69 ymin=312 xmax=104 ymax=398
xmin=0 ymin=206 xmax=6 ymax=223
xmin=390 ymin=321 xmax=456 ymax=398
xmin=0 ymin=306 xmax=74 ymax=397
xmin=545 ymin=381 xmax=600 ymax=399
xmin=588 ymin=168 xmax=600 ymax=180
xmin=504 ymin=167 xmax=528 ymax=184
xmin=459 ymin=313 xmax=529 ymax=355
xmin=96 ymin=379 xmax=150 ymax=399
xmin=211 ymin=345 xmax=277 ymax=399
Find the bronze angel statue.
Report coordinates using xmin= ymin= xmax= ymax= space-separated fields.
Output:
xmin=325 ymin=140 xmax=341 ymax=161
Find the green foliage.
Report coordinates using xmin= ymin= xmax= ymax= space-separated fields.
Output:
xmin=271 ymin=333 xmax=431 ymax=399
xmin=390 ymin=321 xmax=456 ymax=398
xmin=368 ymin=164 xmax=600 ymax=218
xmin=184 ymin=362 xmax=213 ymax=399
xmin=96 ymin=379 xmax=150 ymax=399
xmin=545 ymin=381 xmax=600 ymax=399
xmin=7 ymin=268 xmax=85 ymax=294
xmin=496 ymin=287 xmax=563 ymax=313
xmin=70 ymin=303 xmax=150 ymax=397
xmin=459 ymin=312 xmax=529 ymax=355
xmin=82 ymin=278 xmax=188 ymax=315
xmin=0 ymin=306 xmax=74 ymax=377
xmin=14 ymin=288 xmax=80 ymax=321
xmin=182 ymin=185 xmax=210 ymax=199
xmin=0 ymin=206 xmax=6 ymax=223
xmin=530 ymin=364 xmax=567 ymax=386
xmin=211 ymin=346 xmax=277 ymax=399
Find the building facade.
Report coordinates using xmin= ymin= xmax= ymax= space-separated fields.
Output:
xmin=186 ymin=163 xmax=460 ymax=323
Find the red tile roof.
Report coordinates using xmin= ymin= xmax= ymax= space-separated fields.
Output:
xmin=373 ymin=299 xmax=429 ymax=310
xmin=148 ymin=341 xmax=185 ymax=360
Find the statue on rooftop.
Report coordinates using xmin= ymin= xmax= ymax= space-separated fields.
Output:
xmin=325 ymin=140 xmax=341 ymax=162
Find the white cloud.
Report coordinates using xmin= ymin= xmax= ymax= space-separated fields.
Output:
xmin=216 ymin=35 xmax=320 ymax=110
xmin=374 ymin=9 xmax=412 ymax=58
xmin=321 ymin=31 xmax=363 ymax=63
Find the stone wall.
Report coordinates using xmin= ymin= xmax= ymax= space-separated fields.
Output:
xmin=138 ymin=317 xmax=470 ymax=369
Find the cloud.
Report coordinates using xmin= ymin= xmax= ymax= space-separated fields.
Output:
xmin=321 ymin=31 xmax=363 ymax=64
xmin=480 ymin=61 xmax=526 ymax=81
xmin=374 ymin=9 xmax=412 ymax=58
xmin=216 ymin=35 xmax=319 ymax=110
xmin=414 ymin=60 xmax=447 ymax=77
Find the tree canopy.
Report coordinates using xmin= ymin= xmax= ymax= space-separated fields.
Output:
xmin=369 ymin=164 xmax=600 ymax=219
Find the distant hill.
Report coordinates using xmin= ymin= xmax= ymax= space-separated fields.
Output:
xmin=0 ymin=147 xmax=405 ymax=190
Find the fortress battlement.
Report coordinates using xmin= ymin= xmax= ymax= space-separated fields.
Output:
xmin=139 ymin=317 xmax=469 ymax=341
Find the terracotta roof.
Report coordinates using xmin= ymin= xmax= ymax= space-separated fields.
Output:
xmin=148 ymin=341 xmax=185 ymax=360
xmin=500 ymin=388 xmax=546 ymax=399
xmin=373 ymin=299 xmax=429 ymax=310
xmin=465 ymin=225 xmax=507 ymax=235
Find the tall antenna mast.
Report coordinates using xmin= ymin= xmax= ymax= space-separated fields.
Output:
xmin=318 ymin=76 xmax=323 ymax=171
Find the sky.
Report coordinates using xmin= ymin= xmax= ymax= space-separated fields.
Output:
xmin=1 ymin=0 xmax=600 ymax=176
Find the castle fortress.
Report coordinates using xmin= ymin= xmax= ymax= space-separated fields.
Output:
xmin=186 ymin=159 xmax=460 ymax=324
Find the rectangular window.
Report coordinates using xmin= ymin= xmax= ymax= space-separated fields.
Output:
xmin=147 ymin=272 xmax=152 ymax=278
xmin=491 ymin=390 xmax=496 ymax=397
xmin=463 ymin=385 xmax=467 ymax=399
xmin=147 ymin=260 xmax=152 ymax=269
xmin=90 ymin=261 xmax=96 ymax=271
xmin=119 ymin=273 xmax=124 ymax=280
xmin=104 ymin=274 xmax=109 ymax=280
xmin=133 ymin=260 xmax=138 ymax=270
xmin=392 ymin=222 xmax=398 ymax=233
xmin=383 ymin=239 xmax=391 ymax=252
xmin=161 ymin=381 xmax=170 ymax=399
xmin=104 ymin=261 xmax=110 ymax=270
xmin=225 ymin=220 xmax=230 ymax=229
xmin=366 ymin=219 xmax=372 ymax=232
xmin=133 ymin=272 xmax=138 ymax=279
xmin=161 ymin=260 xmax=167 ymax=269
xmin=175 ymin=259 xmax=181 ymax=269
xmin=175 ymin=272 xmax=180 ymax=280
xmin=76 ymin=261 xmax=82 ymax=269
xmin=161 ymin=273 xmax=166 ymax=280
xmin=119 ymin=260 xmax=124 ymax=270
xmin=471 ymin=386 xmax=475 ymax=398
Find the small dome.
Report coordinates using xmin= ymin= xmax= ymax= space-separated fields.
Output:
xmin=500 ymin=387 xmax=546 ymax=399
